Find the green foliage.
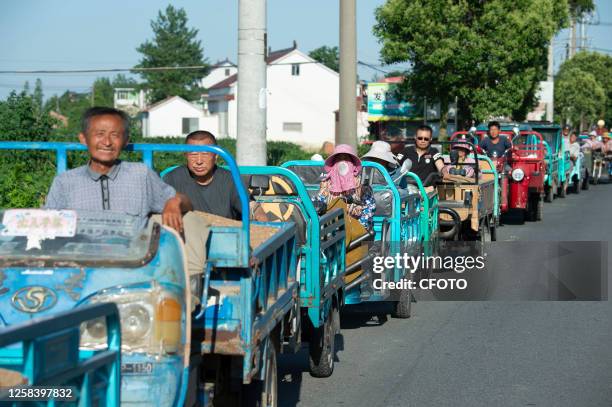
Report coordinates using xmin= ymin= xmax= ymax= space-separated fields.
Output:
xmin=568 ymin=0 xmax=595 ymax=17
xmin=554 ymin=51 xmax=612 ymax=126
xmin=0 ymin=91 xmax=58 ymax=208
xmin=112 ymin=74 xmax=139 ymax=89
xmin=309 ymin=46 xmax=340 ymax=72
xmin=136 ymin=5 xmax=208 ymax=103
xmin=0 ymin=91 xmax=56 ymax=141
xmin=92 ymin=77 xmax=114 ymax=107
xmin=373 ymin=0 xmax=568 ymax=123
xmin=33 ymin=79 xmax=44 ymax=115
xmin=555 ymin=62 xmax=607 ymax=128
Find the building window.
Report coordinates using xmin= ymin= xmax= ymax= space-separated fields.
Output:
xmin=116 ymin=90 xmax=130 ymax=101
xmin=283 ymin=122 xmax=302 ymax=132
xmin=182 ymin=117 xmax=199 ymax=134
xmin=291 ymin=63 xmax=300 ymax=76
xmin=225 ymin=68 xmax=230 ymax=76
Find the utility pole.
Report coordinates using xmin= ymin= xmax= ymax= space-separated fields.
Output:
xmin=546 ymin=41 xmax=554 ymax=122
xmin=91 ymin=83 xmax=95 ymax=107
xmin=338 ymin=0 xmax=357 ymax=148
xmin=236 ymin=0 xmax=267 ymax=165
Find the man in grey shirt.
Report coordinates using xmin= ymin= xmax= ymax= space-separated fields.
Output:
xmin=44 ymin=107 xmax=208 ymax=278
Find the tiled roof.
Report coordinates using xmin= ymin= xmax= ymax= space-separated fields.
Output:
xmin=208 ymin=73 xmax=238 ymax=90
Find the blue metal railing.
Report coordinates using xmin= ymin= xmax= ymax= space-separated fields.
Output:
xmin=0 ymin=303 xmax=121 ymax=406
xmin=0 ymin=141 xmax=251 ymax=266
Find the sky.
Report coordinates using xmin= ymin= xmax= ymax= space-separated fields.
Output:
xmin=0 ymin=0 xmax=610 ymax=101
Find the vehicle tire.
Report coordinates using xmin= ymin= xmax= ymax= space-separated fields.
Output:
xmin=544 ymin=185 xmax=553 ymax=202
xmin=558 ymin=181 xmax=566 ymax=198
xmin=480 ymin=218 xmax=492 ymax=243
xmin=574 ymin=179 xmax=581 ymax=194
xmin=243 ymin=337 xmax=278 ymax=407
xmin=309 ymin=307 xmax=336 ymax=378
xmin=490 ymin=223 xmax=497 ymax=241
xmin=536 ymin=197 xmax=543 ymax=221
xmin=391 ymin=287 xmax=412 ymax=319
xmin=583 ymin=175 xmax=590 ymax=190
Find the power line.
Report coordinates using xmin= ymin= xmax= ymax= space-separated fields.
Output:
xmin=0 ymin=65 xmax=209 ymax=75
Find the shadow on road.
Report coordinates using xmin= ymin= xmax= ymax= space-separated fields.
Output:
xmin=278 ymin=331 xmax=345 ymax=407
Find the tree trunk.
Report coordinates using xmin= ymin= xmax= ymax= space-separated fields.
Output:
xmin=438 ymin=97 xmax=449 ymax=141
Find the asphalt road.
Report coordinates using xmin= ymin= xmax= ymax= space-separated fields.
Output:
xmin=278 ymin=184 xmax=612 ymax=407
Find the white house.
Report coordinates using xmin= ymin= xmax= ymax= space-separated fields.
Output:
xmin=203 ymin=43 xmax=342 ymax=149
xmin=201 ymin=59 xmax=238 ymax=89
xmin=114 ymin=88 xmax=148 ymax=116
xmin=141 ymin=96 xmax=219 ymax=138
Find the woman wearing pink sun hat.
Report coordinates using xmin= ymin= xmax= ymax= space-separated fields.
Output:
xmin=315 ymin=144 xmax=375 ymax=229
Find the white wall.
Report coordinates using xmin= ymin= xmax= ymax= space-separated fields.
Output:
xmin=202 ymin=64 xmax=238 ymax=89
xmin=146 ymin=97 xmax=219 ymax=138
xmin=203 ymin=50 xmax=341 ymax=148
xmin=266 ymin=52 xmax=339 ymax=149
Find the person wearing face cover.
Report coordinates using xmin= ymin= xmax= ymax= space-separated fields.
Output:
xmin=314 ymin=144 xmax=376 ymax=230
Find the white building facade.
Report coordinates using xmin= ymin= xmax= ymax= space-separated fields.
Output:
xmin=204 ymin=46 xmax=341 ymax=149
xmin=141 ymin=96 xmax=219 ymax=138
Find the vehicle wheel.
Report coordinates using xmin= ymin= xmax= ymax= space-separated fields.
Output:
xmin=480 ymin=218 xmax=492 ymax=243
xmin=558 ymin=181 xmax=567 ymax=198
xmin=544 ymin=185 xmax=553 ymax=202
xmin=583 ymin=175 xmax=590 ymax=190
xmin=309 ymin=307 xmax=336 ymax=378
xmin=490 ymin=223 xmax=497 ymax=241
xmin=536 ymin=197 xmax=543 ymax=221
xmin=574 ymin=179 xmax=581 ymax=194
xmin=391 ymin=287 xmax=412 ymax=319
xmin=243 ymin=337 xmax=278 ymax=407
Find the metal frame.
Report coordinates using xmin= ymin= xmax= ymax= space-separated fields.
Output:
xmin=0 ymin=303 xmax=121 ymax=406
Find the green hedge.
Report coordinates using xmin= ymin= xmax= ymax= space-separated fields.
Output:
xmin=1 ymin=135 xmax=327 ymax=208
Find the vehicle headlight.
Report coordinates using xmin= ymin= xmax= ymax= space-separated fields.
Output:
xmin=511 ymin=168 xmax=525 ymax=182
xmin=80 ymin=282 xmax=183 ymax=355
xmin=123 ymin=303 xmax=152 ymax=342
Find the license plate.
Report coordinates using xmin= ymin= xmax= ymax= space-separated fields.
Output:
xmin=121 ymin=362 xmax=154 ymax=375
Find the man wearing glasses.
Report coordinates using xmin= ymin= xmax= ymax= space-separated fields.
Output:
xmin=397 ymin=125 xmax=444 ymax=184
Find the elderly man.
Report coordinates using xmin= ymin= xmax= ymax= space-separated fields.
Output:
xmin=45 ymin=106 xmax=208 ymax=278
xmin=163 ymin=130 xmax=267 ymax=221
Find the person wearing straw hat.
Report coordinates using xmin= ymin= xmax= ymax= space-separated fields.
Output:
xmin=442 ymin=139 xmax=476 ymax=178
xmin=314 ymin=144 xmax=376 ymax=229
xmin=361 ymin=140 xmax=404 ymax=186
xmin=362 ymin=141 xmax=399 ymax=170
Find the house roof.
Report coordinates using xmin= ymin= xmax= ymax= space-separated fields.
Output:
xmin=209 ymin=73 xmax=238 ymax=90
xmin=266 ymin=41 xmax=297 ymax=64
xmin=207 ymin=42 xmax=299 ymax=90
xmin=211 ymin=58 xmax=237 ymax=68
xmin=141 ymin=95 xmax=201 ymax=113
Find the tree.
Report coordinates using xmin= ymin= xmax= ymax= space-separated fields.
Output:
xmin=309 ymin=46 xmax=339 ymax=72
xmin=374 ymin=0 xmax=568 ymax=135
xmin=92 ymin=77 xmax=114 ymax=107
xmin=112 ymin=74 xmax=138 ymax=89
xmin=33 ymin=78 xmax=44 ymax=115
xmin=135 ymin=5 xmax=208 ymax=103
xmin=555 ymin=51 xmax=612 ymax=122
xmin=568 ymin=0 xmax=595 ymax=17
xmin=0 ymin=91 xmax=58 ymax=207
xmin=555 ymin=67 xmax=605 ymax=130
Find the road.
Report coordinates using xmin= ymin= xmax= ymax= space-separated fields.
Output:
xmin=278 ymin=184 xmax=612 ymax=407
